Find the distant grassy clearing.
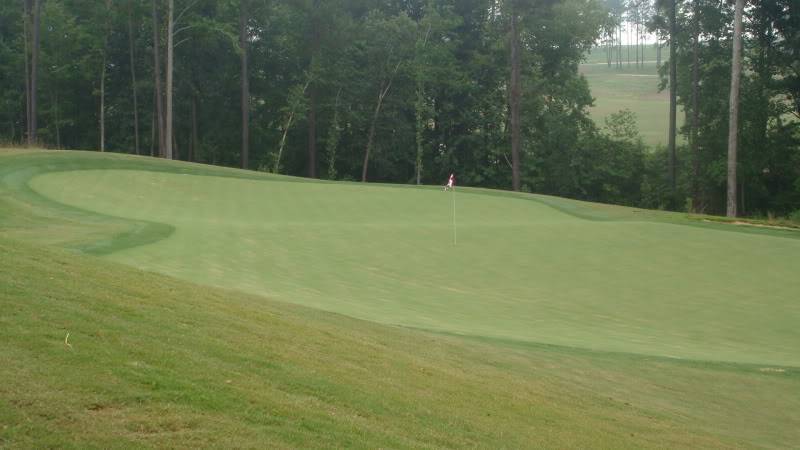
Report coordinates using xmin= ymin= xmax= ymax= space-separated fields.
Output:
xmin=29 ymin=168 xmax=800 ymax=366
xmin=580 ymin=62 xmax=684 ymax=147
xmin=584 ymin=44 xmax=664 ymax=65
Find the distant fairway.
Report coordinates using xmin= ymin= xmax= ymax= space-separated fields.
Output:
xmin=26 ymin=162 xmax=800 ymax=367
xmin=580 ymin=48 xmax=683 ymax=147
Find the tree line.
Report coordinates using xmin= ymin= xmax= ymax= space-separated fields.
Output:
xmin=647 ymin=0 xmax=799 ymax=217
xmin=0 ymin=0 xmax=798 ymax=218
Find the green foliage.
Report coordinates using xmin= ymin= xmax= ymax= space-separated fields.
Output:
xmin=0 ymin=0 xmax=797 ymax=215
xmin=654 ymin=0 xmax=800 ymax=215
xmin=604 ymin=108 xmax=640 ymax=141
xmin=324 ymin=91 xmax=342 ymax=180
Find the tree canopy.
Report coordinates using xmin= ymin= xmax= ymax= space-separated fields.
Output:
xmin=0 ymin=0 xmax=798 ymax=217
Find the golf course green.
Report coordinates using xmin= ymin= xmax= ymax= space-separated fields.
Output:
xmin=23 ymin=159 xmax=800 ymax=366
xmin=2 ymin=150 xmax=799 ymax=448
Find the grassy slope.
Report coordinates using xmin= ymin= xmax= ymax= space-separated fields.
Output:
xmin=2 ymin=150 xmax=799 ymax=448
xmin=3 ymin=237 xmax=800 ymax=449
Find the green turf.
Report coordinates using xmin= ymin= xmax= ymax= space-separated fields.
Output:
xmin=7 ymin=150 xmax=799 ymax=366
xmin=2 ymin=150 xmax=799 ymax=448
xmin=5 ymin=235 xmax=799 ymax=449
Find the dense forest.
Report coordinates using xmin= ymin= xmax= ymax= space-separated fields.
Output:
xmin=0 ymin=0 xmax=798 ymax=217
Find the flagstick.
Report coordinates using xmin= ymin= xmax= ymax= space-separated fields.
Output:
xmin=452 ymin=187 xmax=457 ymax=246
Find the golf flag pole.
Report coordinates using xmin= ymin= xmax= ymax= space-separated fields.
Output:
xmin=445 ymin=173 xmax=456 ymax=245
xmin=452 ymin=187 xmax=457 ymax=245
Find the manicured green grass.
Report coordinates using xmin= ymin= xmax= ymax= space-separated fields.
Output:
xmin=5 ymin=235 xmax=799 ymax=449
xmin=21 ymin=153 xmax=800 ymax=366
xmin=580 ymin=60 xmax=683 ymax=147
xmin=2 ymin=150 xmax=799 ymax=448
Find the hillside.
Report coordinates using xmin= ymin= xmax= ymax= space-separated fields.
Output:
xmin=1 ymin=150 xmax=799 ymax=448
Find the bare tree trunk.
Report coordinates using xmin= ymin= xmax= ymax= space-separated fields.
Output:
xmin=668 ymin=0 xmax=677 ymax=203
xmin=274 ymin=112 xmax=295 ymax=173
xmin=415 ymin=83 xmax=425 ymax=185
xmin=100 ymin=51 xmax=107 ymax=151
xmin=190 ymin=92 xmax=198 ymax=162
xmin=307 ymin=12 xmax=320 ymax=178
xmin=165 ymin=0 xmax=174 ymax=160
xmin=274 ymin=79 xmax=311 ymax=173
xmin=635 ymin=22 xmax=639 ymax=68
xmin=415 ymin=23 xmax=431 ymax=185
xmin=361 ymin=61 xmax=401 ymax=182
xmin=53 ymin=91 xmax=61 ymax=149
xmin=509 ymin=8 xmax=522 ymax=192
xmin=726 ymin=0 xmax=744 ymax=217
xmin=128 ymin=4 xmax=141 ymax=155
xmin=753 ymin=13 xmax=772 ymax=168
xmin=641 ymin=24 xmax=646 ymax=64
xmin=361 ymin=86 xmax=386 ymax=182
xmin=627 ymin=26 xmax=631 ymax=67
xmin=308 ymin=87 xmax=317 ymax=177
xmin=326 ymin=88 xmax=342 ymax=180
xmin=690 ymin=5 xmax=701 ymax=212
xmin=656 ymin=38 xmax=661 ymax=68
xmin=152 ymin=0 xmax=165 ymax=156
xmin=23 ymin=0 xmax=31 ymax=146
xmin=240 ymin=0 xmax=249 ymax=169
xmin=31 ymin=0 xmax=40 ymax=145
xmin=29 ymin=0 xmax=41 ymax=145
xmin=150 ymin=100 xmax=156 ymax=156
xmin=100 ymin=0 xmax=111 ymax=152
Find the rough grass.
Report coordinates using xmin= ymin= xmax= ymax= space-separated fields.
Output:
xmin=2 ymin=149 xmax=799 ymax=448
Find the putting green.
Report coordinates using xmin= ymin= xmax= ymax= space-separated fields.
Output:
xmin=28 ymin=167 xmax=800 ymax=366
